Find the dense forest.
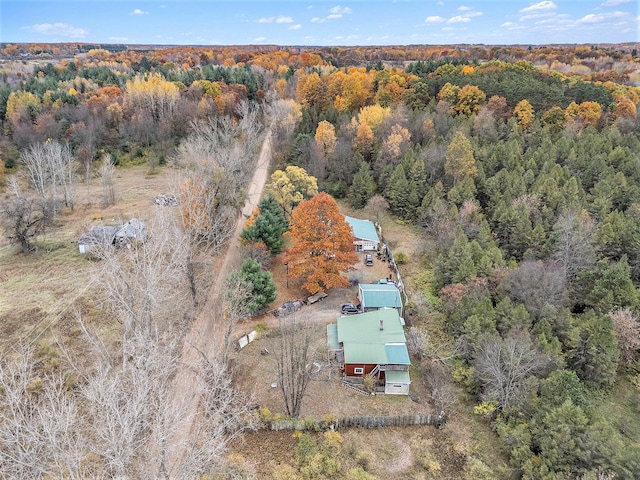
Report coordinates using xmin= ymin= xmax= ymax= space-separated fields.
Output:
xmin=1 ymin=43 xmax=640 ymax=479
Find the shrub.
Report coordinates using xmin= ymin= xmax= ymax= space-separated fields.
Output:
xmin=363 ymin=373 xmax=376 ymax=393
xmin=295 ymin=433 xmax=318 ymax=466
xmin=255 ymin=322 xmax=268 ymax=335
xmin=464 ymin=459 xmax=495 ymax=480
xmin=394 ymin=251 xmax=408 ymax=264
xmin=347 ymin=467 xmax=375 ymax=480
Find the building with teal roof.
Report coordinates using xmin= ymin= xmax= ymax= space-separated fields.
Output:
xmin=358 ymin=283 xmax=404 ymax=317
xmin=344 ymin=216 xmax=380 ymax=251
xmin=327 ymin=309 xmax=410 ymax=395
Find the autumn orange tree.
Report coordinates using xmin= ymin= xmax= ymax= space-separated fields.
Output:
xmin=285 ymin=192 xmax=358 ymax=294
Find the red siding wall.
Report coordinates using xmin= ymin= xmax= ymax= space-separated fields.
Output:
xmin=344 ymin=363 xmax=377 ymax=376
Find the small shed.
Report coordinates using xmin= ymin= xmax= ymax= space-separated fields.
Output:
xmin=114 ymin=218 xmax=146 ymax=244
xmin=358 ymin=283 xmax=404 ymax=317
xmin=78 ymin=226 xmax=120 ymax=254
xmin=345 ymin=216 xmax=380 ymax=252
xmin=78 ymin=218 xmax=146 ymax=253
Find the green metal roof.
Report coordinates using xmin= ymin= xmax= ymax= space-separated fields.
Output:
xmin=359 ymin=283 xmax=403 ymax=309
xmin=385 ymin=343 xmax=410 ymax=364
xmin=385 ymin=370 xmax=411 ymax=384
xmin=345 ymin=216 xmax=380 ymax=243
xmin=334 ymin=309 xmax=409 ymax=365
xmin=327 ymin=323 xmax=340 ymax=351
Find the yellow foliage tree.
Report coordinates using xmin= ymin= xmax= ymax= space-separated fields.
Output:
xmin=125 ymin=73 xmax=180 ymax=121
xmin=296 ymin=72 xmax=330 ymax=112
xmin=445 ymin=131 xmax=477 ymax=183
xmin=314 ymin=120 xmax=337 ymax=159
xmin=454 ymin=84 xmax=486 ymax=117
xmin=438 ymin=82 xmax=460 ymax=104
xmin=265 ymin=166 xmax=318 ymax=219
xmin=356 ymin=104 xmax=390 ymax=131
xmin=354 ymin=122 xmax=375 ymax=159
xmin=514 ymin=99 xmax=535 ymax=131
xmin=379 ymin=124 xmax=411 ymax=163
xmin=564 ymin=101 xmax=602 ymax=129
xmin=5 ymin=91 xmax=41 ymax=124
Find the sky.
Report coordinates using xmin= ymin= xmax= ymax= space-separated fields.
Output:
xmin=1 ymin=0 xmax=638 ymax=46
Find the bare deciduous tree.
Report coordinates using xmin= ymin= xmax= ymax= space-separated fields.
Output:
xmin=221 ymin=269 xmax=253 ymax=366
xmin=422 ymin=359 xmax=457 ymax=416
xmin=500 ymin=261 xmax=568 ymax=321
xmin=608 ymin=308 xmax=640 ymax=365
xmin=474 ymin=329 xmax=550 ymax=410
xmin=273 ymin=318 xmax=313 ymax=418
xmin=21 ymin=140 xmax=76 ymax=216
xmin=169 ymin=109 xmax=264 ymax=304
xmin=552 ymin=208 xmax=597 ymax=280
xmin=93 ymin=209 xmax=190 ymax=369
xmin=71 ymin=321 xmax=251 ymax=479
xmin=98 ymin=153 xmax=116 ymax=207
xmin=1 ymin=178 xmax=49 ymax=253
xmin=0 ymin=343 xmax=88 ymax=479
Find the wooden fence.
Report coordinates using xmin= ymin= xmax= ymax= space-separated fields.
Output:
xmin=268 ymin=413 xmax=444 ymax=431
xmin=377 ymin=225 xmax=410 ymax=325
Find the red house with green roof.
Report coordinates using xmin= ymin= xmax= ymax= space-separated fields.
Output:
xmin=327 ymin=308 xmax=411 ymax=395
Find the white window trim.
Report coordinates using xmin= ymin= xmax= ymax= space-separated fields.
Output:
xmin=354 ymin=367 xmax=364 ymax=375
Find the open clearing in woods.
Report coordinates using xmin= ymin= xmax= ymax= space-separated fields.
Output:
xmin=0 ymin=165 xmax=171 ymax=354
xmin=1 ymin=164 xmax=497 ymax=478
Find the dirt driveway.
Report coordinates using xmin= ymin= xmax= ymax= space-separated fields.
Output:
xmin=228 ymin=249 xmax=428 ymax=419
xmin=235 ymin=249 xmax=396 ymax=334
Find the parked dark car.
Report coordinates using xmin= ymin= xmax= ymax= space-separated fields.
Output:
xmin=341 ymin=303 xmax=360 ymax=314
xmin=365 ymin=254 xmax=374 ymax=266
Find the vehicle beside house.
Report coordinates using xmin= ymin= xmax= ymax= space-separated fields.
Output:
xmin=341 ymin=303 xmax=360 ymax=314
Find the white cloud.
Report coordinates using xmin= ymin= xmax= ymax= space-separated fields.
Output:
xmin=425 ymin=15 xmax=445 ymax=23
xmin=329 ymin=6 xmax=352 ymax=15
xmin=313 ymin=5 xmax=351 ymax=23
xmin=276 ymin=16 xmax=294 ymax=23
xmin=253 ymin=36 xmax=267 ymax=42
xmin=25 ymin=22 xmax=87 ymax=38
xmin=576 ymin=11 xmax=626 ymax=23
xmin=577 ymin=13 xmax=604 ymax=24
xmin=289 ymin=24 xmax=302 ymax=30
xmin=130 ymin=8 xmax=148 ymax=16
xmin=519 ymin=1 xmax=557 ymax=14
xmin=601 ymin=0 xmax=630 ymax=5
xmin=447 ymin=15 xmax=471 ymax=23
xmin=258 ymin=17 xmax=274 ymax=23
xmin=519 ymin=12 xmax=552 ymax=21
xmin=465 ymin=11 xmax=483 ymax=17
xmin=457 ymin=5 xmax=472 ymax=11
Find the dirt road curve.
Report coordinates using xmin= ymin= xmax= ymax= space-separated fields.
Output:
xmin=165 ymin=129 xmax=272 ymax=474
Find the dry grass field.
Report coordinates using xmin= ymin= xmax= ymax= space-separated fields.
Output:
xmin=0 ymin=165 xmax=171 ymax=354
